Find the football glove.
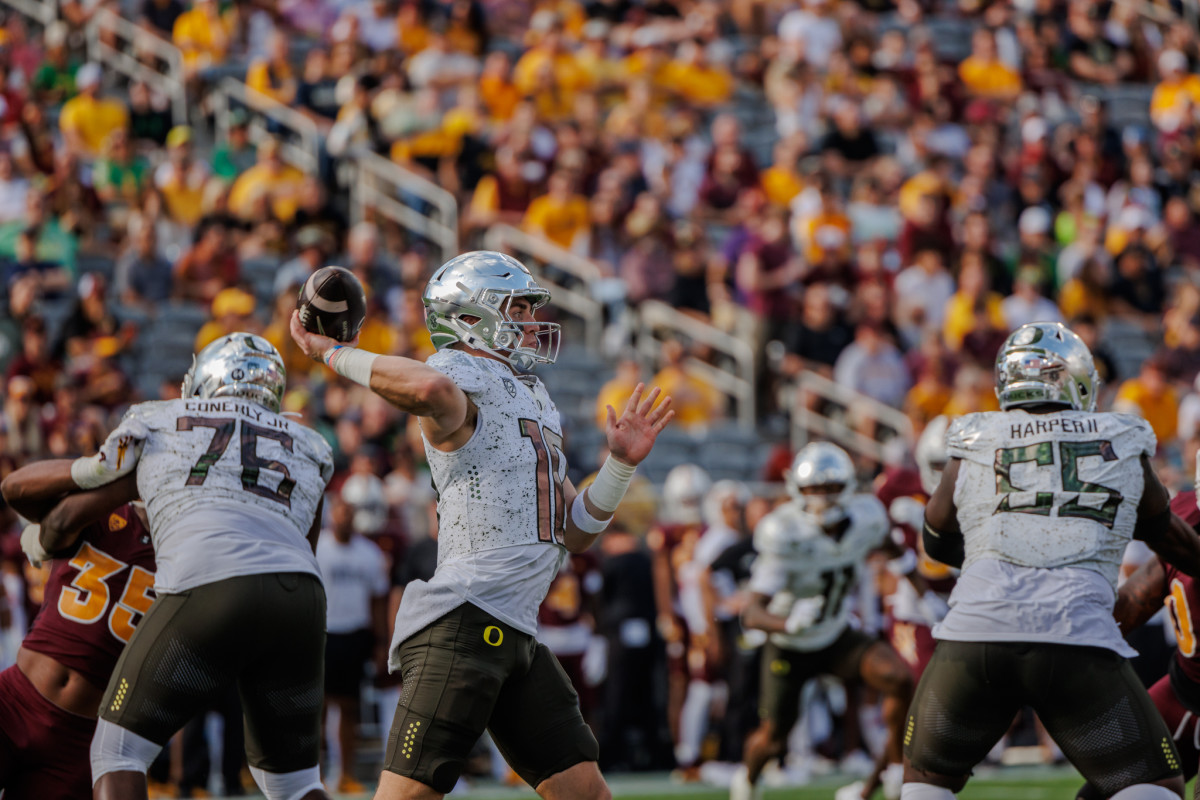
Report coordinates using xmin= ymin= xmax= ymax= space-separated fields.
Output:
xmin=20 ymin=524 xmax=50 ymax=569
xmin=785 ymin=595 xmax=826 ymax=634
xmin=71 ymin=420 xmax=149 ymax=490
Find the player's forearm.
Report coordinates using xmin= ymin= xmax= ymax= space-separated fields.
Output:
xmin=1145 ymin=512 xmax=1200 ymax=578
xmin=1 ymin=459 xmax=78 ymax=522
xmin=41 ymin=474 xmax=139 ymax=553
xmin=366 ymin=355 xmax=467 ymax=421
xmin=1113 ymin=556 xmax=1167 ymax=635
xmin=742 ymin=599 xmax=788 ymax=635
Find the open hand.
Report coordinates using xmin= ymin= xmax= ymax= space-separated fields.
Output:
xmin=605 ymin=383 xmax=674 ymax=467
xmin=290 ymin=309 xmax=360 ymax=364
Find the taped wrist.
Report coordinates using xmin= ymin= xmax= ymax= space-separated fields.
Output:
xmin=71 ymin=454 xmax=109 ymax=490
xmin=571 ymin=493 xmax=611 ymax=535
xmin=922 ymin=521 xmax=964 ymax=569
xmin=324 ymin=346 xmax=378 ymax=387
xmin=586 ymin=455 xmax=636 ymax=514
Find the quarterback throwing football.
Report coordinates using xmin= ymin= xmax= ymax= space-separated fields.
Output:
xmin=292 ymin=251 xmax=674 ymax=800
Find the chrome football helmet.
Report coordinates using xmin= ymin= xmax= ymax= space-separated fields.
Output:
xmin=341 ymin=473 xmax=387 ymax=534
xmin=661 ymin=464 xmax=712 ymax=525
xmin=423 ymin=251 xmax=561 ymax=371
xmin=995 ymin=322 xmax=1098 ymax=412
xmin=915 ymin=415 xmax=950 ymax=496
xmin=181 ymin=333 xmax=286 ymax=413
xmin=786 ymin=442 xmax=856 ymax=526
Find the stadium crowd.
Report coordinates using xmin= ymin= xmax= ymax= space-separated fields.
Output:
xmin=2 ymin=0 xmax=1200 ymax=794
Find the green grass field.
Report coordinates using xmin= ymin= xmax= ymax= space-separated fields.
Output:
xmin=312 ymin=765 xmax=1163 ymax=799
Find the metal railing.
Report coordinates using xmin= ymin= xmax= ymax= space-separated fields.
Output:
xmin=483 ymin=224 xmax=605 ymax=353
xmin=349 ymin=148 xmax=459 ymax=262
xmin=0 ymin=0 xmax=56 ymax=26
xmin=211 ymin=78 xmax=322 ymax=174
xmin=635 ymin=299 xmax=758 ymax=427
xmin=790 ymin=369 xmax=914 ymax=464
xmin=87 ymin=7 xmax=187 ymax=125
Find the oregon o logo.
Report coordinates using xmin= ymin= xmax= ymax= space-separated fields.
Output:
xmin=484 ymin=626 xmax=504 ymax=646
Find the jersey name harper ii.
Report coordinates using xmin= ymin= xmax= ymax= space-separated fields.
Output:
xmin=389 ymin=349 xmax=568 ymax=665
xmin=749 ymin=494 xmax=888 ymax=652
xmin=934 ymin=409 xmax=1153 ymax=655
xmin=112 ymin=397 xmax=333 ymax=593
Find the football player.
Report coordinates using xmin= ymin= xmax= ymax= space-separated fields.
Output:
xmin=731 ymin=442 xmax=915 ymax=800
xmin=904 ymin=322 xmax=1200 ymax=800
xmin=1087 ymin=470 xmax=1200 ymax=798
xmin=290 ymin=251 xmax=674 ymax=800
xmin=876 ymin=416 xmax=956 ymax=680
xmin=0 ymin=460 xmax=154 ymax=799
xmin=74 ymin=333 xmax=335 ymax=800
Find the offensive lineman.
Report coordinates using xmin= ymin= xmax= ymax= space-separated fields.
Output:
xmin=69 ymin=333 xmax=335 ymax=800
xmin=731 ymin=442 xmax=916 ymax=800
xmin=904 ymin=321 xmax=1200 ymax=800
xmin=290 ymin=251 xmax=674 ymax=800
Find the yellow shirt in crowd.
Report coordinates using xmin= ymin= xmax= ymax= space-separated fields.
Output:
xmin=59 ymin=95 xmax=129 ymax=159
xmin=228 ymin=163 xmax=306 ymax=223
xmin=173 ymin=6 xmax=234 ymax=68
xmin=523 ymin=194 xmax=590 ymax=250
xmin=1116 ymin=379 xmax=1179 ymax=443
xmin=958 ymin=57 xmax=1021 ymax=98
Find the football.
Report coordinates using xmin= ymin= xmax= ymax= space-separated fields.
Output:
xmin=296 ymin=266 xmax=367 ymax=343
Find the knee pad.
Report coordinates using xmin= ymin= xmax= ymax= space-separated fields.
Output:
xmin=250 ymin=765 xmax=324 ymax=800
xmin=900 ymin=783 xmax=956 ymax=800
xmin=1110 ymin=786 xmax=1181 ymax=800
xmin=90 ymin=719 xmax=163 ymax=783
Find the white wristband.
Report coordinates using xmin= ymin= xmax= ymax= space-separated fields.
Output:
xmin=324 ymin=346 xmax=379 ymax=387
xmin=571 ymin=493 xmax=611 ymax=535
xmin=586 ymin=455 xmax=636 ymax=514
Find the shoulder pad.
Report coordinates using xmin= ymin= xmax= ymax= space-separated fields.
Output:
xmin=945 ymin=413 xmax=989 ymax=454
xmin=121 ymin=399 xmax=183 ymax=430
xmin=1105 ymin=412 xmax=1157 ymax=455
xmin=753 ymin=506 xmax=816 ymax=556
xmin=426 ymin=349 xmax=491 ymax=394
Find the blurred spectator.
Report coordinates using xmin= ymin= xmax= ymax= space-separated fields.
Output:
xmin=959 ymin=28 xmax=1022 ymax=100
xmin=295 ymin=48 xmax=341 ymax=123
xmin=1150 ymin=49 xmax=1200 ymax=133
xmin=894 ymin=249 xmax=954 ymax=349
xmin=596 ymin=357 xmax=643 ymax=429
xmin=1065 ymin=0 xmax=1134 ymax=85
xmin=1 ymin=375 xmax=43 ymax=456
xmin=93 ymin=129 xmax=150 ymax=221
xmin=31 ymin=22 xmax=77 ymax=107
xmin=522 ymin=169 xmax=590 ymax=251
xmin=275 ymin=225 xmax=335 ymax=296
xmin=56 ymin=273 xmax=129 ymax=362
xmin=172 ymin=0 xmax=234 ymax=76
xmin=5 ymin=228 xmax=70 ymax=296
xmin=779 ymin=283 xmax=853 ymax=379
xmin=6 ymin=314 xmax=60 ymax=404
xmin=195 ymin=287 xmax=258 ymax=351
xmin=0 ymin=151 xmax=29 ymax=225
xmin=127 ymin=80 xmax=172 ymax=148
xmin=227 ymin=137 xmax=306 ymax=224
xmin=245 ymin=30 xmax=297 ymax=106
xmin=173 ymin=218 xmax=238 ymax=304
xmin=651 ymin=339 xmax=723 ymax=431
xmin=1001 ymin=266 xmax=1064 ymax=330
xmin=833 ymin=322 xmax=911 ymax=409
xmin=114 ymin=221 xmax=173 ymax=310
xmin=58 ymin=63 xmax=129 ymax=161
xmin=1110 ymin=245 xmax=1165 ymax=318
xmin=155 ymin=125 xmax=210 ymax=226
xmin=1115 ymin=354 xmax=1179 ymax=445
xmin=140 ymin=0 xmax=186 ymax=36
xmin=777 ymin=0 xmax=842 ymax=70
xmin=211 ymin=110 xmax=256 ymax=181
xmin=0 ymin=190 xmax=78 ymax=275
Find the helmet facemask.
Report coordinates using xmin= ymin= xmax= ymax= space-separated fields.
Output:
xmin=786 ymin=442 xmax=857 ymax=528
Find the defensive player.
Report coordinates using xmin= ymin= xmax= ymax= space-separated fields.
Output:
xmin=74 ymin=333 xmax=335 ymax=800
xmin=0 ymin=460 xmax=154 ymax=799
xmin=731 ymin=442 xmax=916 ymax=800
xmin=1089 ymin=479 xmax=1200 ymax=797
xmin=876 ymin=416 xmax=956 ymax=679
xmin=290 ymin=250 xmax=674 ymax=800
xmin=904 ymin=321 xmax=1200 ymax=800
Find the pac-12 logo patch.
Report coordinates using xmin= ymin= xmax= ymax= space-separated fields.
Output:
xmin=503 ymin=378 xmax=517 ymax=397
xmin=109 ymin=513 xmax=127 ymax=532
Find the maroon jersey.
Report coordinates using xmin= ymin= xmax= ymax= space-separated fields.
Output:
xmin=539 ymin=551 xmax=600 ymax=629
xmin=874 ymin=468 xmax=956 ymax=595
xmin=21 ymin=504 xmax=156 ymax=690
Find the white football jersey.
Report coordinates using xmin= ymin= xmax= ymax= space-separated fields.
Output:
xmin=388 ymin=350 xmax=568 ymax=660
xmin=748 ymin=494 xmax=889 ymax=652
xmin=114 ymin=398 xmax=333 ymax=593
xmin=948 ymin=409 xmax=1154 ymax=588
